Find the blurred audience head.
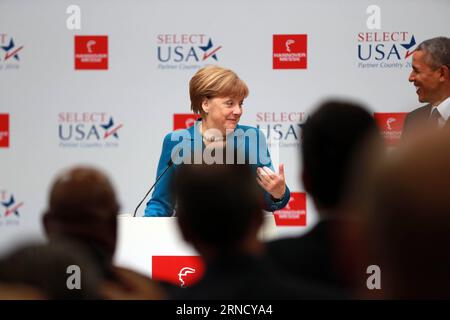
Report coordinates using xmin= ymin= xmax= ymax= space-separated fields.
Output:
xmin=43 ymin=166 xmax=119 ymax=263
xmin=174 ymin=163 xmax=263 ymax=260
xmin=301 ymin=100 xmax=380 ymax=214
xmin=369 ymin=128 xmax=450 ymax=298
xmin=0 ymin=241 xmax=101 ymax=299
xmin=0 ymin=283 xmax=46 ymax=300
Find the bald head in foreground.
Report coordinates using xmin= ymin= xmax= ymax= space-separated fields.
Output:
xmin=43 ymin=166 xmax=165 ymax=299
xmin=43 ymin=166 xmax=119 ymax=270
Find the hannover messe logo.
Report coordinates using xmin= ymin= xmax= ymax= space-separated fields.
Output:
xmin=152 ymin=256 xmax=205 ymax=288
xmin=374 ymin=112 xmax=407 ymax=146
xmin=274 ymin=192 xmax=307 ymax=226
xmin=0 ymin=114 xmax=9 ymax=148
xmin=173 ymin=114 xmax=201 ymax=130
xmin=75 ymin=35 xmax=108 ymax=70
xmin=273 ymin=34 xmax=307 ymax=69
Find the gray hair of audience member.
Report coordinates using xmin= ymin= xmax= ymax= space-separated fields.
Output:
xmin=0 ymin=240 xmax=101 ymax=299
xmin=416 ymin=37 xmax=450 ymax=69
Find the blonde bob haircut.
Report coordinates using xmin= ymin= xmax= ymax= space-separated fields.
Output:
xmin=189 ymin=65 xmax=249 ymax=115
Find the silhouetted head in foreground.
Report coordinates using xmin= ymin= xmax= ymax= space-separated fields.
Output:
xmin=174 ymin=163 xmax=264 ymax=261
xmin=0 ymin=241 xmax=101 ymax=299
xmin=302 ymin=100 xmax=379 ymax=215
xmin=370 ymin=128 xmax=450 ymax=298
xmin=43 ymin=166 xmax=119 ymax=267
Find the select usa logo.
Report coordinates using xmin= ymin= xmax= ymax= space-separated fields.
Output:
xmin=357 ymin=32 xmax=417 ymax=69
xmin=0 ymin=190 xmax=23 ymax=226
xmin=273 ymin=34 xmax=307 ymax=69
xmin=256 ymin=112 xmax=307 ymax=147
xmin=374 ymin=112 xmax=407 ymax=147
xmin=274 ymin=192 xmax=307 ymax=226
xmin=0 ymin=34 xmax=23 ymax=70
xmin=157 ymin=34 xmax=222 ymax=70
xmin=75 ymin=36 xmax=108 ymax=70
xmin=152 ymin=256 xmax=205 ymax=288
xmin=173 ymin=113 xmax=201 ymax=130
xmin=0 ymin=114 xmax=9 ymax=148
xmin=58 ymin=112 xmax=123 ymax=148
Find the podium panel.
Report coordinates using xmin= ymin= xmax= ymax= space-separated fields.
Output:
xmin=114 ymin=215 xmax=313 ymax=277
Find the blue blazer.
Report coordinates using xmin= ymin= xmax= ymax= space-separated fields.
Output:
xmin=144 ymin=120 xmax=290 ymax=217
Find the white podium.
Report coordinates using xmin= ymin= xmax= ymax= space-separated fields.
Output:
xmin=114 ymin=215 xmax=312 ymax=277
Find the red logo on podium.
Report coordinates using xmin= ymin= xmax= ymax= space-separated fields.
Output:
xmin=274 ymin=192 xmax=307 ymax=226
xmin=173 ymin=114 xmax=201 ymax=130
xmin=273 ymin=34 xmax=307 ymax=69
xmin=0 ymin=114 xmax=9 ymax=148
xmin=75 ymin=36 xmax=108 ymax=70
xmin=152 ymin=256 xmax=205 ymax=288
xmin=374 ymin=112 xmax=407 ymax=146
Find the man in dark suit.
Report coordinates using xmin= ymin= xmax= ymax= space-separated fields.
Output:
xmin=403 ymin=37 xmax=450 ymax=137
xmin=266 ymin=101 xmax=381 ymax=295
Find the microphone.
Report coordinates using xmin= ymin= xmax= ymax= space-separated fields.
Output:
xmin=133 ymin=158 xmax=175 ymax=217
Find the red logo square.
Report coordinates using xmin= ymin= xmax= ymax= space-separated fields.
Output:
xmin=273 ymin=34 xmax=307 ymax=69
xmin=0 ymin=114 xmax=9 ymax=148
xmin=75 ymin=36 xmax=108 ymax=70
xmin=274 ymin=192 xmax=307 ymax=226
xmin=374 ymin=113 xmax=407 ymax=147
xmin=173 ymin=114 xmax=201 ymax=130
xmin=152 ymin=256 xmax=205 ymax=288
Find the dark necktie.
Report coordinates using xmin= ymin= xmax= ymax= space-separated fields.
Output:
xmin=429 ymin=108 xmax=441 ymax=128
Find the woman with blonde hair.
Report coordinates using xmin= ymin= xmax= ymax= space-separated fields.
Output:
xmin=144 ymin=65 xmax=290 ymax=217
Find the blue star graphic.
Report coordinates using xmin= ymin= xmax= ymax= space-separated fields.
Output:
xmin=1 ymin=38 xmax=20 ymax=61
xmin=401 ymin=35 xmax=416 ymax=50
xmin=401 ymin=35 xmax=417 ymax=59
xmin=1 ymin=195 xmax=20 ymax=217
xmin=101 ymin=117 xmax=119 ymax=139
xmin=101 ymin=117 xmax=114 ymax=131
xmin=199 ymin=38 xmax=220 ymax=61
xmin=1 ymin=195 xmax=15 ymax=208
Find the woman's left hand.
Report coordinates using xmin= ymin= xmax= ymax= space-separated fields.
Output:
xmin=256 ymin=164 xmax=286 ymax=200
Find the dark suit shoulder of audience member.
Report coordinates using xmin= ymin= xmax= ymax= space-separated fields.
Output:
xmin=0 ymin=240 xmax=101 ymax=299
xmin=266 ymin=100 xmax=381 ymax=297
xmin=267 ymin=220 xmax=348 ymax=290
xmin=172 ymin=162 xmax=346 ymax=299
xmin=172 ymin=253 xmax=343 ymax=300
